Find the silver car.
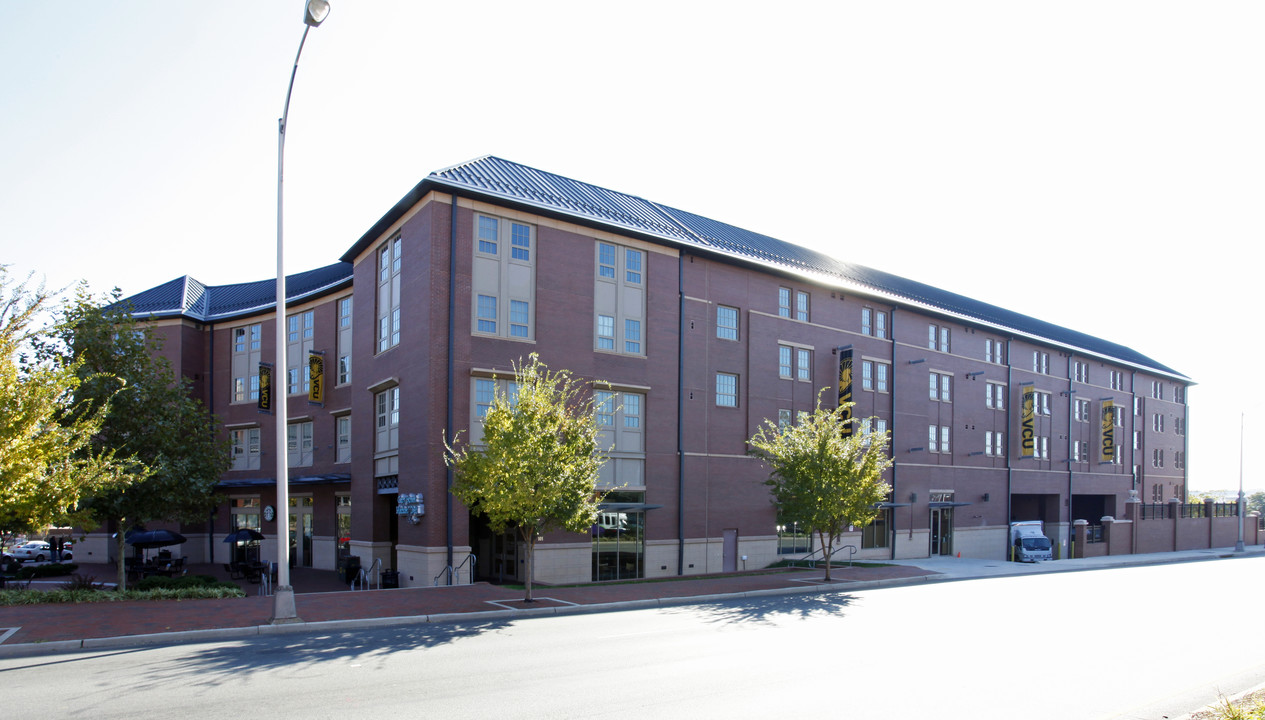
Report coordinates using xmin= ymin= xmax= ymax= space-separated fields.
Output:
xmin=12 ymin=541 xmax=51 ymax=563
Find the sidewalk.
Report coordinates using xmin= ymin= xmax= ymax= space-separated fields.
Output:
xmin=2 ymin=546 xmax=1261 ymax=658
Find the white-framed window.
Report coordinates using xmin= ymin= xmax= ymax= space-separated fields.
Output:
xmin=1175 ymin=417 xmax=1185 ymax=435
xmin=1073 ymin=440 xmax=1089 ymax=463
xmin=377 ymin=235 xmax=402 ymax=353
xmin=796 ymin=291 xmax=809 ymax=322
xmin=986 ymin=430 xmax=1005 ymax=457
xmin=778 ymin=408 xmax=792 ymax=429
xmin=337 ymin=295 xmax=353 ymax=385
xmin=985 ymin=339 xmax=1005 ymax=364
xmin=929 ymin=372 xmax=951 ymax=402
xmin=1152 ymin=448 xmax=1164 ymax=468
xmin=778 ymin=287 xmax=792 ymax=318
xmin=231 ymin=323 xmax=262 ymax=404
xmin=1153 ymin=413 xmax=1165 ymax=432
xmin=1073 ymin=361 xmax=1089 ymax=383
xmin=596 ymin=315 xmax=615 ymax=350
xmin=796 ymin=348 xmax=811 ymax=382
xmin=1034 ymin=390 xmax=1051 ymax=416
xmin=716 ymin=372 xmax=738 ymax=407
xmin=474 ymin=215 xmax=536 ymax=341
xmin=928 ymin=324 xmax=950 ymax=353
xmin=287 ymin=309 xmax=314 ymax=395
xmin=375 ymin=386 xmax=400 ymax=476
xmin=717 ymin=305 xmax=739 ymax=341
xmin=778 ymin=345 xmax=793 ymax=379
xmin=1174 ymin=385 xmax=1186 ymax=403
xmin=287 ymin=420 xmax=313 ymax=467
xmin=594 ymin=241 xmax=644 ymax=356
xmin=862 ymin=307 xmax=888 ymax=339
xmin=986 ymin=382 xmax=1006 ymax=410
xmin=229 ymin=427 xmax=261 ymax=471
xmin=1033 ymin=351 xmax=1049 ymax=375
xmin=336 ymin=415 xmax=351 ymax=464
xmin=1035 ymin=435 xmax=1050 ymax=459
xmin=928 ymin=424 xmax=951 ymax=454
xmin=594 ymin=390 xmax=645 ymax=488
xmin=1075 ymin=398 xmax=1090 ymax=422
xmin=1109 ymin=370 xmax=1125 ymax=390
xmin=1135 ymin=396 xmax=1143 ymax=416
xmin=1151 ymin=381 xmax=1164 ymax=400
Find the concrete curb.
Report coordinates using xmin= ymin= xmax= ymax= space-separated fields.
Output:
xmin=2 ymin=547 xmax=1261 ymax=659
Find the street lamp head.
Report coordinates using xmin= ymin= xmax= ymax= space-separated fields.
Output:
xmin=304 ymin=0 xmax=331 ymax=27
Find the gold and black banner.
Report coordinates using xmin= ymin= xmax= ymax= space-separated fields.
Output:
xmin=308 ymin=351 xmax=325 ymax=406
xmin=258 ymin=363 xmax=273 ymax=414
xmin=1020 ymin=384 xmax=1035 ymax=458
xmin=1101 ymin=399 xmax=1115 ymax=463
xmin=838 ymin=348 xmax=854 ymax=436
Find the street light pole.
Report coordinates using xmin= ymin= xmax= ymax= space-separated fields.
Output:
xmin=1236 ymin=412 xmax=1245 ymax=553
xmin=271 ymin=0 xmax=330 ymax=624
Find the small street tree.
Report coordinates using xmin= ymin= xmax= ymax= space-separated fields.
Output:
xmin=749 ymin=394 xmax=893 ymax=581
xmin=445 ymin=354 xmax=607 ymax=602
xmin=0 ymin=268 xmax=133 ymax=534
xmin=46 ymin=286 xmax=229 ymax=589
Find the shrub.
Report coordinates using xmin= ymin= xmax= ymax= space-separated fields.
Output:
xmin=60 ymin=574 xmax=106 ymax=591
xmin=134 ymin=574 xmax=233 ymax=591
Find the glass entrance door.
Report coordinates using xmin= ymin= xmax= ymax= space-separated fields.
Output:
xmin=288 ymin=496 xmax=314 ymax=568
xmin=930 ymin=492 xmax=954 ymax=556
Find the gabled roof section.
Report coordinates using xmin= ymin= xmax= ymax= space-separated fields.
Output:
xmin=119 ymin=262 xmax=352 ymax=322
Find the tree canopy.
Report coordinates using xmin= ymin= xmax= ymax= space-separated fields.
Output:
xmin=749 ymin=394 xmax=893 ymax=581
xmin=445 ymin=354 xmax=607 ymax=601
xmin=0 ymin=268 xmax=133 ymax=533
xmin=44 ymin=285 xmax=229 ymax=588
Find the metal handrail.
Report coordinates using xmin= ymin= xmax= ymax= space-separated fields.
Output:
xmin=787 ymin=543 xmax=858 ymax=569
xmin=352 ymin=557 xmax=382 ymax=591
xmin=433 ymin=553 xmax=477 ymax=586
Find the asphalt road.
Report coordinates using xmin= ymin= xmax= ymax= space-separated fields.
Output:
xmin=3 ymin=556 xmax=1262 ymax=719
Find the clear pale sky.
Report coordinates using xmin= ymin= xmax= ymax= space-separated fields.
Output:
xmin=3 ymin=1 xmax=1261 ymax=494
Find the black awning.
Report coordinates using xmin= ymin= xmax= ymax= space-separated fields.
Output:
xmin=928 ymin=501 xmax=973 ymax=508
xmin=598 ymin=502 xmax=664 ymax=512
xmin=216 ymin=473 xmax=351 ymax=489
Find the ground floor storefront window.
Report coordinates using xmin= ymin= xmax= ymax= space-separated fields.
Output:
xmin=593 ymin=491 xmax=644 ymax=581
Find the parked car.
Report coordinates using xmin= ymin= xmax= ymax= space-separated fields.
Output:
xmin=62 ymin=542 xmax=74 ymax=561
xmin=12 ymin=541 xmax=51 ymax=563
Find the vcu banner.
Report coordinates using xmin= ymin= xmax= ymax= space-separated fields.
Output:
xmin=1020 ymin=384 xmax=1035 ymax=458
xmin=1100 ymin=399 xmax=1115 ymax=463
xmin=258 ymin=363 xmax=273 ymax=414
xmin=308 ymin=350 xmax=325 ymax=406
xmin=838 ymin=348 xmax=854 ymax=436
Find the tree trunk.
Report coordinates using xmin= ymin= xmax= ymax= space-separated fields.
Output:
xmin=819 ymin=529 xmax=832 ymax=582
xmin=521 ymin=526 xmax=535 ymax=603
xmin=114 ymin=519 xmax=128 ymax=591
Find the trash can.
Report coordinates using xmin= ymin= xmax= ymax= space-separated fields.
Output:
xmin=381 ymin=570 xmax=400 ymax=589
xmin=339 ymin=555 xmax=361 ymax=586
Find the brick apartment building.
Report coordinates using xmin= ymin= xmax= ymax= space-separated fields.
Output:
xmin=105 ymin=156 xmax=1193 ymax=587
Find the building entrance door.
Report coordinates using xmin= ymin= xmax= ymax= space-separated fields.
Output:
xmin=288 ymin=496 xmax=314 ymax=568
xmin=722 ymin=529 xmax=738 ymax=572
xmin=929 ymin=492 xmax=955 ymax=557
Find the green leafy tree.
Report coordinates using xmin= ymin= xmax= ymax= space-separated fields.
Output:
xmin=1247 ymin=491 xmax=1265 ymax=517
xmin=445 ymin=354 xmax=607 ymax=602
xmin=749 ymin=394 xmax=893 ymax=581
xmin=0 ymin=268 xmax=133 ymax=534
xmin=46 ymin=286 xmax=229 ymax=589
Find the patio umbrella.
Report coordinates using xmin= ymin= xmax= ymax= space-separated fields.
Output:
xmin=222 ymin=528 xmax=266 ymax=543
xmin=124 ymin=529 xmax=188 ymax=549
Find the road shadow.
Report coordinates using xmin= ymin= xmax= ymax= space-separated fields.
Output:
xmin=660 ymin=589 xmax=858 ymax=627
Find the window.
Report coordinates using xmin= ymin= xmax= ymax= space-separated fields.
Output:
xmin=337 ymin=296 xmax=353 ymax=385
xmin=1135 ymin=397 xmax=1142 ymax=416
xmin=875 ymin=362 xmax=889 ymax=392
xmin=595 ymin=241 xmax=645 ymax=355
xmin=596 ymin=315 xmax=615 ymax=350
xmin=796 ymin=348 xmax=811 ymax=382
xmin=716 ymin=373 xmax=738 ymax=407
xmin=471 ymin=377 xmax=520 ymax=446
xmin=1152 ymin=448 xmax=1164 ymax=468
xmin=928 ymin=425 xmax=950 ymax=454
xmin=777 ymin=520 xmax=811 ymax=554
xmin=796 ymin=291 xmax=809 ymax=322
xmin=1174 ymin=451 xmax=1185 ymax=469
xmin=929 ymin=372 xmax=951 ymax=402
xmin=928 ymin=324 xmax=950 ymax=352
xmin=375 ymin=386 xmax=400 ymax=477
xmin=474 ymin=215 xmax=535 ymax=340
xmin=229 ymin=427 xmax=261 ymax=471
xmin=1175 ymin=417 xmax=1185 ymax=436
xmin=1033 ymin=351 xmax=1049 ymax=374
xmin=985 ymin=430 xmax=1005 ymax=457
xmin=861 ymin=509 xmax=889 ymax=549
xmin=595 ymin=391 xmax=615 ymax=426
xmin=1151 ymin=381 xmax=1164 ymax=400
xmin=1034 ymin=391 xmax=1051 ymax=416
xmin=1075 ymin=398 xmax=1090 ymax=423
xmin=595 ymin=392 xmax=645 ymax=489
xmin=287 ymin=420 xmax=313 ymax=467
xmin=1073 ymin=361 xmax=1089 ymax=383
xmin=1073 ymin=440 xmax=1088 ymax=463
xmin=1035 ymin=435 xmax=1049 ymax=459
xmin=1153 ymin=413 xmax=1164 ymax=433
xmin=986 ymin=382 xmax=1006 ymax=410
xmin=985 ymin=339 xmax=1005 ymax=364
xmin=377 ymin=236 xmax=402 ymax=352
xmin=778 ymin=287 xmax=792 ymax=318
xmin=1110 ymin=370 xmax=1125 ymax=391
xmin=231 ymin=323 xmax=262 ymax=403
xmin=287 ymin=310 xmax=314 ymax=395
xmin=717 ymin=305 xmax=739 ymax=340
xmin=778 ymin=409 xmax=792 ymax=429
xmin=336 ymin=415 xmax=351 ymax=464
xmin=862 ymin=308 xmax=887 ymax=339
xmin=1174 ymin=386 xmax=1186 ymax=403
xmin=778 ymin=345 xmax=793 ymax=379
xmin=862 ymin=360 xmax=873 ymax=391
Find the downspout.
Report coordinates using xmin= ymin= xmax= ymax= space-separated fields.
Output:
xmin=446 ymin=191 xmax=458 ymax=578
xmin=889 ymin=308 xmax=898 ymax=561
xmin=1067 ymin=356 xmax=1075 ymax=552
xmin=677 ymin=251 xmax=686 ymax=575
xmin=1005 ymin=339 xmax=1013 ymax=558
xmin=208 ymin=320 xmax=216 ymax=563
